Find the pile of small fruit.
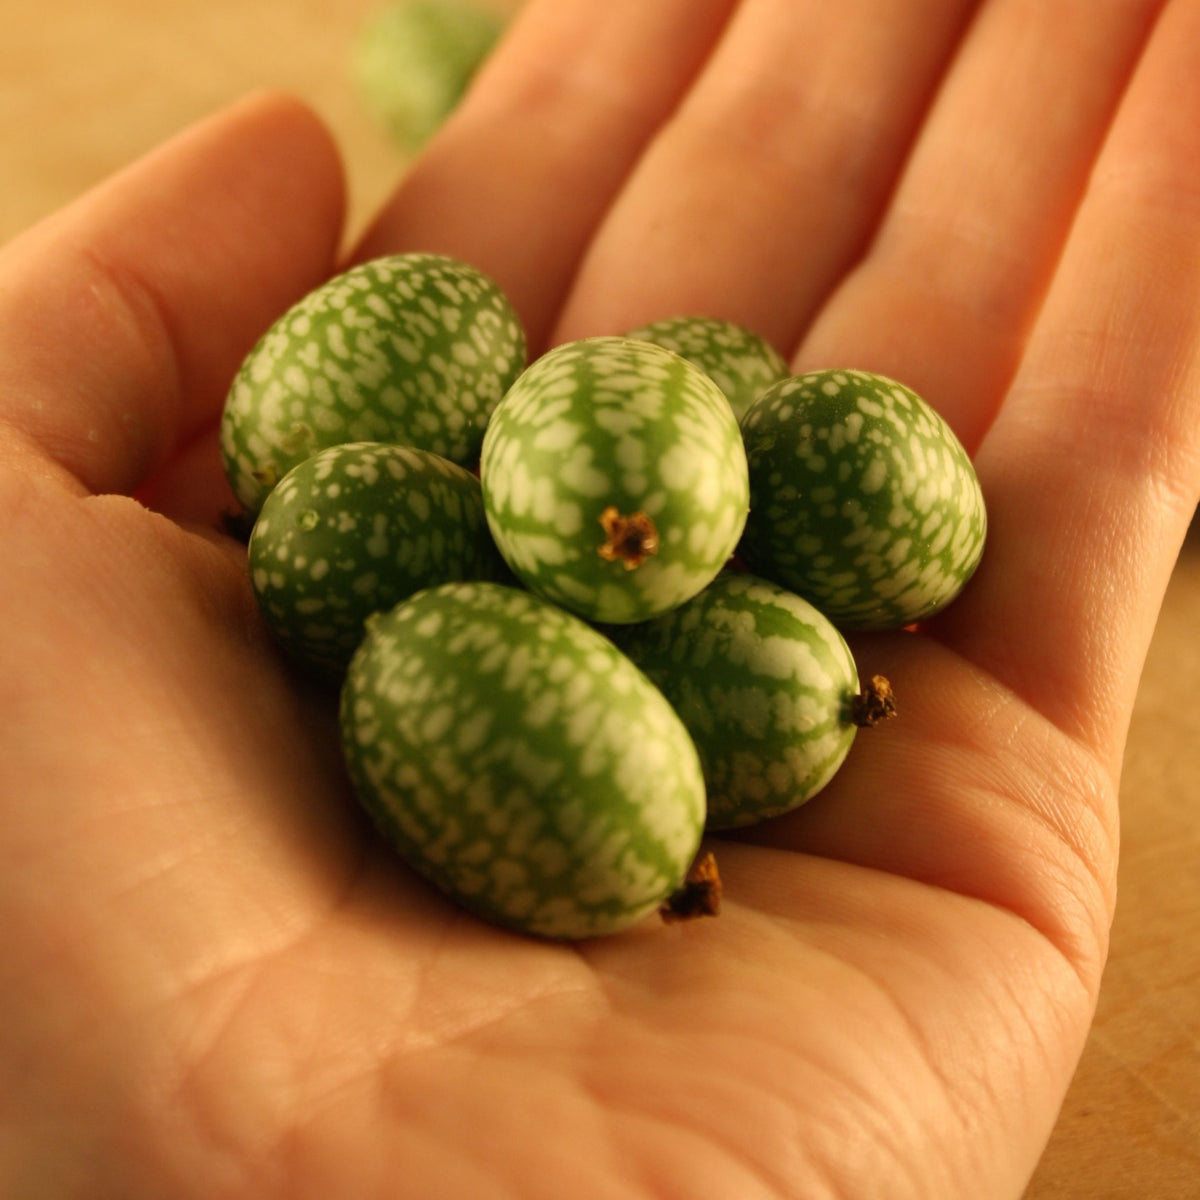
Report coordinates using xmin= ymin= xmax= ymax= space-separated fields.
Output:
xmin=220 ymin=252 xmax=987 ymax=940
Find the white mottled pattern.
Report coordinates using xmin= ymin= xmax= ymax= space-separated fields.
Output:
xmin=220 ymin=253 xmax=526 ymax=514
xmin=247 ymin=441 xmax=506 ymax=676
xmin=480 ymin=337 xmax=750 ymax=624
xmin=339 ymin=582 xmax=706 ymax=939
xmin=614 ymin=571 xmax=862 ymax=829
xmin=740 ymin=369 xmax=987 ymax=630
xmin=626 ymin=314 xmax=789 ymax=421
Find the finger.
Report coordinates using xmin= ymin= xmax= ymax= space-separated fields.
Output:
xmin=549 ymin=0 xmax=980 ymax=351
xmin=354 ymin=0 xmax=738 ymax=353
xmin=0 ymin=92 xmax=345 ymax=496
xmin=134 ymin=426 xmax=241 ymax=530
xmin=936 ymin=0 xmax=1200 ymax=767
xmin=795 ymin=0 xmax=1163 ymax=451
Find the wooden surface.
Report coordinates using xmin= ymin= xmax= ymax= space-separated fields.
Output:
xmin=2 ymin=2 xmax=1197 ymax=1196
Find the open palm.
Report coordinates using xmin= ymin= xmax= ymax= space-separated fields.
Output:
xmin=4 ymin=3 xmax=1199 ymax=1197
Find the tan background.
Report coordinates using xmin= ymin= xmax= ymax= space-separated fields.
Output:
xmin=2 ymin=2 xmax=1196 ymax=1195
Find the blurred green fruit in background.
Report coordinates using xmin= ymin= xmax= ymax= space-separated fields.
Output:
xmin=353 ymin=0 xmax=508 ymax=153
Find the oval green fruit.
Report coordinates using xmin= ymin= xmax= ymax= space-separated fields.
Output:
xmin=220 ymin=252 xmax=526 ymax=514
xmin=626 ymin=314 xmax=789 ymax=422
xmin=248 ymin=442 xmax=510 ymax=677
xmin=353 ymin=0 xmax=506 ymax=153
xmin=611 ymin=572 xmax=868 ymax=829
xmin=738 ymin=369 xmax=987 ymax=629
xmin=339 ymin=581 xmax=707 ymax=939
xmin=480 ymin=336 xmax=750 ymax=624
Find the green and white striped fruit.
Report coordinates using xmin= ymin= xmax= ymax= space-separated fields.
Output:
xmin=480 ymin=336 xmax=750 ymax=624
xmin=220 ymin=252 xmax=526 ymax=514
xmin=611 ymin=572 xmax=880 ymax=829
xmin=739 ymin=369 xmax=986 ymax=630
xmin=339 ymin=581 xmax=707 ymax=939
xmin=626 ymin=314 xmax=789 ymax=422
xmin=248 ymin=442 xmax=509 ymax=677
xmin=353 ymin=0 xmax=506 ymax=153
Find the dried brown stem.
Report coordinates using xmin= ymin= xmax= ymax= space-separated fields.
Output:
xmin=598 ymin=507 xmax=659 ymax=570
xmin=660 ymin=851 xmax=722 ymax=924
xmin=851 ymin=675 xmax=897 ymax=727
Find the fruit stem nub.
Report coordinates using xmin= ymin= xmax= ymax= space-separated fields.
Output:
xmin=660 ymin=851 xmax=722 ymax=923
xmin=598 ymin=506 xmax=659 ymax=570
xmin=851 ymin=675 xmax=897 ymax=727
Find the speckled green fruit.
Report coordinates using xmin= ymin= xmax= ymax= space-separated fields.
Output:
xmin=480 ymin=336 xmax=750 ymax=624
xmin=353 ymin=0 xmax=506 ymax=153
xmin=610 ymin=572 xmax=864 ymax=829
xmin=339 ymin=581 xmax=707 ymax=939
xmin=220 ymin=252 xmax=526 ymax=514
xmin=739 ymin=369 xmax=987 ymax=630
xmin=626 ymin=315 xmax=789 ymax=422
xmin=248 ymin=442 xmax=509 ymax=677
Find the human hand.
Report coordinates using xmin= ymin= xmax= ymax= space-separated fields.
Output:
xmin=3 ymin=3 xmax=1199 ymax=1198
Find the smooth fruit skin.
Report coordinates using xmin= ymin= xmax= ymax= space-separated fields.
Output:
xmin=610 ymin=572 xmax=861 ymax=829
xmin=248 ymin=442 xmax=509 ymax=677
xmin=626 ymin=314 xmax=789 ymax=422
xmin=220 ymin=253 xmax=526 ymax=514
xmin=353 ymin=0 xmax=506 ymax=153
xmin=339 ymin=582 xmax=707 ymax=939
xmin=480 ymin=336 xmax=750 ymax=624
xmin=739 ymin=369 xmax=987 ymax=630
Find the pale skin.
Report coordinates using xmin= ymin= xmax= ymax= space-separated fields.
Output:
xmin=2 ymin=1 xmax=1199 ymax=1196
